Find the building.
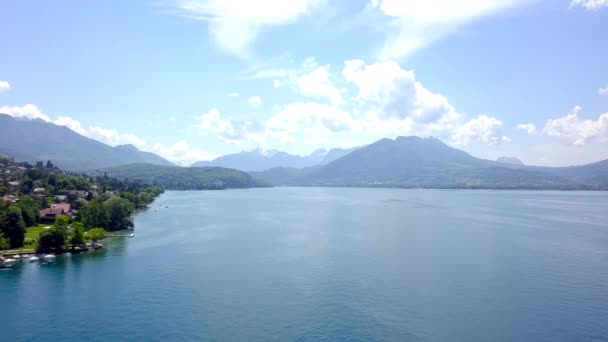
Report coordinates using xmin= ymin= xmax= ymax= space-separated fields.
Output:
xmin=66 ymin=190 xmax=88 ymax=198
xmin=7 ymin=181 xmax=20 ymax=191
xmin=33 ymin=187 xmax=46 ymax=194
xmin=1 ymin=195 xmax=19 ymax=203
xmin=55 ymin=195 xmax=68 ymax=202
xmin=39 ymin=203 xmax=71 ymax=220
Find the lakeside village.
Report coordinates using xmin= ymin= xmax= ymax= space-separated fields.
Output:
xmin=0 ymin=155 xmax=163 ymax=268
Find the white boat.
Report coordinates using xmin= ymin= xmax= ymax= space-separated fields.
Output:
xmin=155 ymin=208 xmax=159 ymax=212
xmin=13 ymin=254 xmax=21 ymax=260
xmin=129 ymin=233 xmax=135 ymax=237
xmin=29 ymin=255 xmax=40 ymax=262
xmin=42 ymin=254 xmax=56 ymax=264
xmin=2 ymin=258 xmax=17 ymax=268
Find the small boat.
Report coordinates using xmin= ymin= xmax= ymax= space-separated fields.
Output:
xmin=129 ymin=233 xmax=135 ymax=238
xmin=2 ymin=258 xmax=17 ymax=268
xmin=28 ymin=255 xmax=40 ymax=262
xmin=13 ymin=254 xmax=21 ymax=260
xmin=42 ymin=254 xmax=56 ymax=265
xmin=155 ymin=208 xmax=159 ymax=212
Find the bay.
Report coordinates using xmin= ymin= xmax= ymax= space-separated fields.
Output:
xmin=2 ymin=188 xmax=608 ymax=341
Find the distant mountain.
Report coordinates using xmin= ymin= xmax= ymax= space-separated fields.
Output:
xmin=251 ymin=136 xmax=608 ymax=190
xmin=497 ymin=156 xmax=525 ymax=165
xmin=0 ymin=114 xmax=174 ymax=170
xmin=192 ymin=145 xmax=363 ymax=172
xmin=97 ymin=163 xmax=267 ymax=190
xmin=192 ymin=148 xmax=328 ymax=172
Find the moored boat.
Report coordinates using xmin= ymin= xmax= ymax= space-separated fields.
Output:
xmin=29 ymin=255 xmax=40 ymax=262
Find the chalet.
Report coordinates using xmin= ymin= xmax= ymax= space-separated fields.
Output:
xmin=7 ymin=181 xmax=20 ymax=191
xmin=39 ymin=203 xmax=71 ymax=220
xmin=1 ymin=195 xmax=19 ymax=203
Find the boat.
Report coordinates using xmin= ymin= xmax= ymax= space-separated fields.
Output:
xmin=155 ymin=208 xmax=159 ymax=212
xmin=28 ymin=255 xmax=40 ymax=262
xmin=42 ymin=254 xmax=56 ymax=265
xmin=2 ymin=258 xmax=17 ymax=268
xmin=12 ymin=254 xmax=21 ymax=260
xmin=129 ymin=233 xmax=135 ymax=237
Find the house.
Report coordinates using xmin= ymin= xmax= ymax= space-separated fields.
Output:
xmin=39 ymin=203 xmax=71 ymax=220
xmin=7 ymin=181 xmax=20 ymax=191
xmin=33 ymin=187 xmax=46 ymax=194
xmin=55 ymin=195 xmax=68 ymax=202
xmin=1 ymin=195 xmax=19 ymax=203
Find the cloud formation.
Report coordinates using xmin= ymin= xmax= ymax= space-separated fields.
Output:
xmin=570 ymin=0 xmax=608 ymax=10
xmin=296 ymin=65 xmax=344 ymax=105
xmin=198 ymin=108 xmax=263 ymax=144
xmin=543 ymin=106 xmax=608 ymax=145
xmin=153 ymin=140 xmax=217 ymax=166
xmin=0 ymin=104 xmax=51 ymax=122
xmin=599 ymin=86 xmax=608 ymax=96
xmin=0 ymin=81 xmax=10 ymax=93
xmin=516 ymin=123 xmax=537 ymax=134
xmin=452 ymin=115 xmax=510 ymax=145
xmin=177 ymin=0 xmax=323 ymax=57
xmin=89 ymin=126 xmax=146 ymax=147
xmin=248 ymin=96 xmax=262 ymax=108
xmin=369 ymin=0 xmax=531 ymax=60
xmin=54 ymin=116 xmax=88 ymax=135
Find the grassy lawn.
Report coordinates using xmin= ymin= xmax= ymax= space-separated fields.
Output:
xmin=22 ymin=224 xmax=50 ymax=250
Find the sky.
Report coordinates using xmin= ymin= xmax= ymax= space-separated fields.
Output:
xmin=1 ymin=0 xmax=607 ymax=166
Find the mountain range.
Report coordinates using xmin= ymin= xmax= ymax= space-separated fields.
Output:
xmin=250 ymin=136 xmax=608 ymax=190
xmin=0 ymin=114 xmax=174 ymax=170
xmin=191 ymin=146 xmax=359 ymax=171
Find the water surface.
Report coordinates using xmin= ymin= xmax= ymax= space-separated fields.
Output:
xmin=2 ymin=188 xmax=608 ymax=341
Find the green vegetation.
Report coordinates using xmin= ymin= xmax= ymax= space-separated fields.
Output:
xmin=0 ymin=155 xmax=164 ymax=252
xmin=98 ymin=163 xmax=269 ymax=190
xmin=85 ymin=228 xmax=107 ymax=243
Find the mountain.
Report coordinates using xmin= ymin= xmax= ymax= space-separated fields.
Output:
xmin=97 ymin=163 xmax=267 ymax=190
xmin=251 ymin=136 xmax=608 ymax=190
xmin=496 ymin=156 xmax=525 ymax=165
xmin=192 ymin=145 xmax=363 ymax=171
xmin=192 ymin=148 xmax=329 ymax=172
xmin=0 ymin=114 xmax=174 ymax=170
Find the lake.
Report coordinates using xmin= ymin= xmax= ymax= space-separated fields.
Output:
xmin=2 ymin=188 xmax=608 ymax=341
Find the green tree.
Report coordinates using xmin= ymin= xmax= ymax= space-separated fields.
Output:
xmin=69 ymin=222 xmax=86 ymax=247
xmin=104 ymin=197 xmax=134 ymax=231
xmin=0 ymin=232 xmax=9 ymax=250
xmin=38 ymin=228 xmax=66 ymax=252
xmin=18 ymin=197 xmax=39 ymax=227
xmin=53 ymin=215 xmax=70 ymax=242
xmin=2 ymin=206 xmax=26 ymax=248
xmin=81 ymin=198 xmax=109 ymax=229
xmin=85 ymin=228 xmax=107 ymax=243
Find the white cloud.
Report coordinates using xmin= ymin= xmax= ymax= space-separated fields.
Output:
xmin=343 ymin=59 xmax=459 ymax=125
xmin=89 ymin=126 xmax=146 ymax=147
xmin=198 ymin=108 xmax=263 ymax=144
xmin=153 ymin=140 xmax=217 ymax=166
xmin=0 ymin=104 xmax=51 ymax=122
xmin=248 ymin=95 xmax=263 ymax=108
xmin=452 ymin=115 xmax=510 ymax=145
xmin=369 ymin=0 xmax=530 ymax=60
xmin=516 ymin=123 xmax=537 ymax=134
xmin=543 ymin=106 xmax=608 ymax=145
xmin=0 ymin=81 xmax=10 ymax=93
xmin=177 ymin=0 xmax=323 ymax=57
xmin=296 ymin=65 xmax=344 ymax=105
xmin=228 ymin=92 xmax=239 ymax=97
xmin=570 ymin=0 xmax=608 ymax=10
xmin=599 ymin=86 xmax=608 ymax=96
xmin=266 ymin=102 xmax=355 ymax=144
xmin=273 ymin=79 xmax=282 ymax=88
xmin=54 ymin=116 xmax=88 ymax=135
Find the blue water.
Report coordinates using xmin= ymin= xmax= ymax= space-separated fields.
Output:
xmin=2 ymin=188 xmax=608 ymax=341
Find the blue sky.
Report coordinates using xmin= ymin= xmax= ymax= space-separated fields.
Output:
xmin=1 ymin=0 xmax=607 ymax=166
